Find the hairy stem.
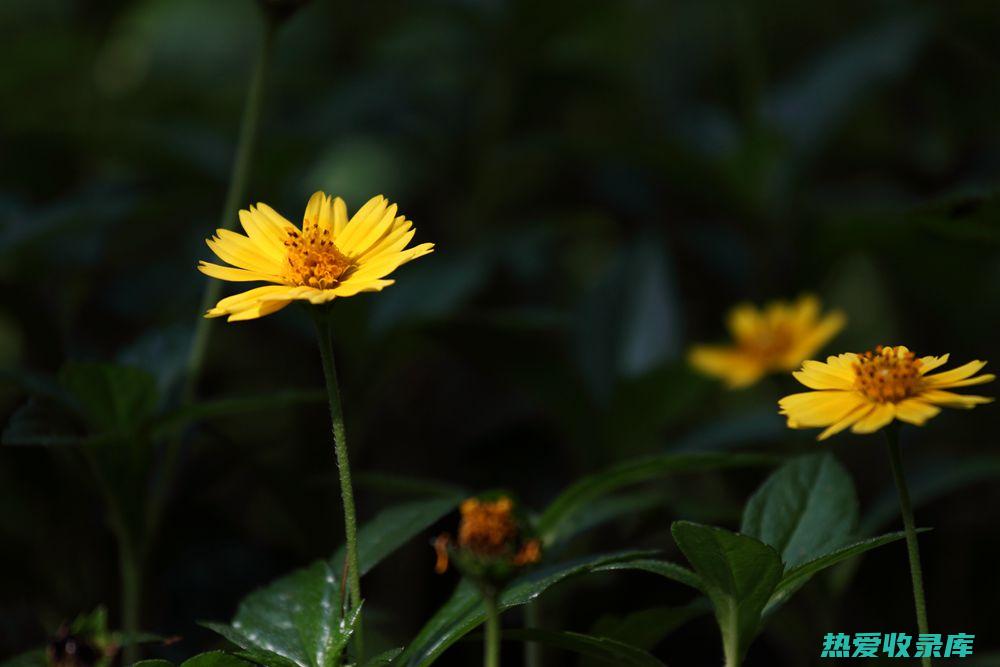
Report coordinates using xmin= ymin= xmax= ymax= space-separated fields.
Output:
xmin=885 ymin=427 xmax=931 ymax=667
xmin=313 ymin=309 xmax=364 ymax=659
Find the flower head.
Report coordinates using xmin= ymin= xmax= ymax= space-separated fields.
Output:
xmin=198 ymin=192 xmax=434 ymax=321
xmin=689 ymin=295 xmax=845 ymax=388
xmin=780 ymin=345 xmax=994 ymax=440
xmin=434 ymin=495 xmax=541 ymax=585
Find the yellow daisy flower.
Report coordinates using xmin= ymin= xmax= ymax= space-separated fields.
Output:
xmin=688 ymin=295 xmax=845 ymax=388
xmin=198 ymin=191 xmax=434 ymax=321
xmin=780 ymin=345 xmax=994 ymax=440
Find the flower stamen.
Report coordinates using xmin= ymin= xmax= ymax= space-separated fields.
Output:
xmin=853 ymin=345 xmax=923 ymax=403
xmin=283 ymin=218 xmax=353 ymax=289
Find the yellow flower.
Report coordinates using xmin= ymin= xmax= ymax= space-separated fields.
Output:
xmin=780 ymin=345 xmax=994 ymax=440
xmin=688 ymin=295 xmax=845 ymax=388
xmin=198 ymin=192 xmax=434 ymax=321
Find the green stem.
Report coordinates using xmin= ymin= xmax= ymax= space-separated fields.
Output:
xmin=82 ymin=450 xmax=141 ymax=664
xmin=119 ymin=539 xmax=142 ymax=665
xmin=885 ymin=427 xmax=931 ymax=667
xmin=313 ymin=309 xmax=364 ymax=659
xmin=146 ymin=11 xmax=278 ymax=543
xmin=483 ymin=589 xmax=501 ymax=667
xmin=523 ymin=601 xmax=541 ymax=667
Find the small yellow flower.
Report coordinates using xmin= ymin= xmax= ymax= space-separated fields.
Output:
xmin=780 ymin=345 xmax=994 ymax=440
xmin=434 ymin=496 xmax=541 ymax=575
xmin=198 ymin=191 xmax=434 ymax=321
xmin=688 ymin=295 xmax=845 ymax=388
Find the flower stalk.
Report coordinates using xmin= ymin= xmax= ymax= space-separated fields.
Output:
xmin=312 ymin=307 xmax=364 ymax=657
xmin=884 ymin=426 xmax=931 ymax=667
xmin=482 ymin=588 xmax=501 ymax=667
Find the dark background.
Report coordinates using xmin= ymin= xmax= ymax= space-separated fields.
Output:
xmin=2 ymin=0 xmax=1000 ymax=665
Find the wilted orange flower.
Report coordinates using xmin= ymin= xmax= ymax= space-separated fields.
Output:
xmin=780 ymin=345 xmax=994 ymax=440
xmin=434 ymin=496 xmax=541 ymax=575
xmin=689 ymin=295 xmax=845 ymax=388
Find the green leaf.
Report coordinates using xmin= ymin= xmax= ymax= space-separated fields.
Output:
xmin=741 ymin=453 xmax=858 ymax=568
xmin=592 ymin=558 xmax=702 ymax=591
xmin=538 ymin=452 xmax=779 ymax=545
xmin=332 ymin=496 xmax=462 ymax=577
xmin=204 ymin=560 xmax=358 ymax=667
xmin=59 ymin=362 xmax=159 ymax=436
xmin=359 ymin=648 xmax=403 ymax=666
xmin=133 ymin=652 xmax=256 ymax=667
xmin=766 ymin=530 xmax=920 ymax=614
xmin=671 ymin=521 xmax=782 ymax=667
xmin=502 ymin=628 xmax=666 ymax=667
xmin=396 ymin=551 xmax=654 ymax=667
xmin=150 ymin=389 xmax=325 ymax=438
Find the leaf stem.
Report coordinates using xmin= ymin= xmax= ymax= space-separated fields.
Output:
xmin=885 ymin=426 xmax=931 ymax=667
xmin=483 ymin=589 xmax=501 ymax=667
xmin=313 ymin=308 xmax=364 ymax=659
xmin=147 ymin=9 xmax=278 ymax=543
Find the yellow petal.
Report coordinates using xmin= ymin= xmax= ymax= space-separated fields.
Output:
xmin=332 ymin=197 xmax=348 ymax=235
xmin=779 ymin=390 xmax=867 ymax=426
xmin=792 ymin=365 xmax=854 ymax=390
xmin=350 ymin=243 xmax=435 ymax=281
xmin=725 ymin=303 xmax=761 ymax=344
xmin=783 ymin=310 xmax=846 ymax=367
xmin=226 ymin=299 xmax=292 ymax=321
xmin=918 ymin=389 xmax=993 ymax=408
xmin=198 ymin=261 xmax=281 ymax=283
xmin=895 ymin=399 xmax=941 ymax=426
xmin=337 ymin=195 xmax=387 ymax=249
xmin=917 ymin=354 xmax=949 ymax=374
xmin=205 ymin=285 xmax=294 ymax=318
xmin=341 ymin=203 xmax=398 ymax=256
xmin=818 ymin=404 xmax=875 ymax=440
xmin=923 ymin=360 xmax=987 ymax=386
xmin=208 ymin=232 xmax=284 ymax=274
xmin=688 ymin=346 xmax=765 ymax=388
xmin=238 ymin=209 xmax=288 ymax=260
xmin=927 ymin=373 xmax=995 ymax=389
xmin=850 ymin=403 xmax=896 ymax=434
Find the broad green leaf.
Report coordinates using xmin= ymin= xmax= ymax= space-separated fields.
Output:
xmin=204 ymin=560 xmax=358 ymax=667
xmin=672 ymin=521 xmax=782 ymax=667
xmin=765 ymin=530 xmax=919 ymax=614
xmin=59 ymin=362 xmax=159 ymax=436
xmin=150 ymin=389 xmax=324 ymax=438
xmin=741 ymin=453 xmax=858 ymax=568
xmin=538 ymin=452 xmax=780 ymax=545
xmin=396 ymin=551 xmax=654 ymax=666
xmin=502 ymin=628 xmax=666 ymax=667
xmin=584 ymin=600 xmax=710 ymax=666
xmin=332 ymin=496 xmax=462 ymax=577
xmin=592 ymin=558 xmax=702 ymax=591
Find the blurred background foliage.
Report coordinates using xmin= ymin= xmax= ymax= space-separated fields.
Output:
xmin=2 ymin=0 xmax=1000 ymax=664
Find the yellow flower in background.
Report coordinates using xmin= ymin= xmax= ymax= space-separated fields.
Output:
xmin=780 ymin=345 xmax=994 ymax=440
xmin=199 ymin=192 xmax=434 ymax=321
xmin=688 ymin=295 xmax=845 ymax=388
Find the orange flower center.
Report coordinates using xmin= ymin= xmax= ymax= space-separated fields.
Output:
xmin=284 ymin=219 xmax=352 ymax=289
xmin=740 ymin=324 xmax=793 ymax=361
xmin=853 ymin=345 xmax=923 ymax=403
xmin=458 ymin=497 xmax=519 ymax=557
